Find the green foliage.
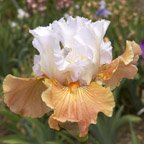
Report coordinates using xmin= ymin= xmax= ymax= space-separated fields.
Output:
xmin=89 ymin=107 xmax=141 ymax=144
xmin=130 ymin=122 xmax=140 ymax=144
xmin=0 ymin=107 xmax=77 ymax=144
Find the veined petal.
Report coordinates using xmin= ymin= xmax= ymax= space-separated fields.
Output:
xmin=97 ymin=58 xmax=119 ymax=81
xmin=3 ymin=75 xmax=49 ymax=118
xmin=96 ymin=41 xmax=141 ymax=88
xmin=42 ymin=79 xmax=115 ymax=137
xmin=104 ymin=62 xmax=138 ymax=88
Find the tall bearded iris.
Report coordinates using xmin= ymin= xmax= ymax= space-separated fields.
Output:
xmin=3 ymin=16 xmax=141 ymax=137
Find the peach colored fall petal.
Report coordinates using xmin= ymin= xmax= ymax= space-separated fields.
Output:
xmin=96 ymin=41 xmax=141 ymax=88
xmin=3 ymin=74 xmax=49 ymax=118
xmin=42 ymin=79 xmax=115 ymax=137
xmin=96 ymin=58 xmax=119 ymax=81
xmin=49 ymin=114 xmax=60 ymax=130
xmin=128 ymin=41 xmax=142 ymax=64
xmin=104 ymin=62 xmax=138 ymax=88
xmin=120 ymin=41 xmax=141 ymax=64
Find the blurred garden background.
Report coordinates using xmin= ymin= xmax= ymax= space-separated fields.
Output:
xmin=0 ymin=0 xmax=144 ymax=143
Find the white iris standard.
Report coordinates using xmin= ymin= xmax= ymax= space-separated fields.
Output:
xmin=30 ymin=16 xmax=112 ymax=85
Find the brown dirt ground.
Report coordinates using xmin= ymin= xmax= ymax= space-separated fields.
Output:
xmin=117 ymin=119 xmax=144 ymax=144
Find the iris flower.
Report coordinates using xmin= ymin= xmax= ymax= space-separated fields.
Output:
xmin=3 ymin=16 xmax=141 ymax=137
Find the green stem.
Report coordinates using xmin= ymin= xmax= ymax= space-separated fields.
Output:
xmin=80 ymin=140 xmax=88 ymax=144
xmin=78 ymin=135 xmax=88 ymax=144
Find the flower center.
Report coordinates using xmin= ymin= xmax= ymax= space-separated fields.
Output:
xmin=69 ymin=81 xmax=79 ymax=93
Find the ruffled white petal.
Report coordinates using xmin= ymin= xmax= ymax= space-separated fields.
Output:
xmin=100 ymin=41 xmax=112 ymax=65
xmin=30 ymin=16 xmax=111 ymax=85
xmin=32 ymin=55 xmax=43 ymax=76
xmin=30 ymin=27 xmax=68 ymax=84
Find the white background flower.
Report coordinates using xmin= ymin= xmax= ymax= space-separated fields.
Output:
xmin=17 ymin=8 xmax=29 ymax=19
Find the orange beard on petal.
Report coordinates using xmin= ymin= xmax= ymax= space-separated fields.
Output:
xmin=96 ymin=41 xmax=142 ymax=89
xmin=42 ymin=79 xmax=115 ymax=137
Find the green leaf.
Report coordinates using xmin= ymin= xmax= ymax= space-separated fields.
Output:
xmin=116 ymin=115 xmax=141 ymax=128
xmin=130 ymin=123 xmax=140 ymax=144
xmin=45 ymin=142 xmax=62 ymax=144
xmin=0 ymin=135 xmax=30 ymax=144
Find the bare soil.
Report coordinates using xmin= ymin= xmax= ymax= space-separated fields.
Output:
xmin=117 ymin=119 xmax=144 ymax=144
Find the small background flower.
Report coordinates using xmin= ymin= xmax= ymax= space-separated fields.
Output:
xmin=17 ymin=8 xmax=29 ymax=19
xmin=96 ymin=0 xmax=111 ymax=17
xmin=56 ymin=0 xmax=73 ymax=10
xmin=140 ymin=40 xmax=144 ymax=58
xmin=26 ymin=0 xmax=47 ymax=15
xmin=9 ymin=21 xmax=17 ymax=28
